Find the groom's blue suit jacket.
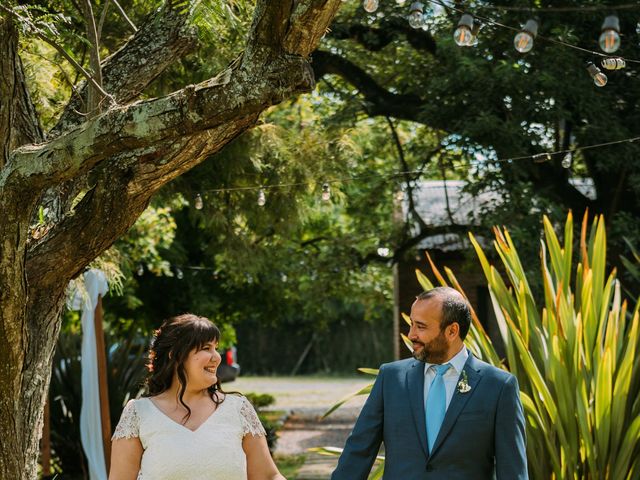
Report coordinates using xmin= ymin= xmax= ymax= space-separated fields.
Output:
xmin=331 ymin=353 xmax=528 ymax=480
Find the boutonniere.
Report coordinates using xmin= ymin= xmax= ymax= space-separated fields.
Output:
xmin=457 ymin=370 xmax=471 ymax=394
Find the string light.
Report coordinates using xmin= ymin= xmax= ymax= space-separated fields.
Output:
xmin=257 ymin=188 xmax=266 ymax=206
xmin=176 ymin=268 xmax=184 ymax=280
xmin=408 ymin=2 xmax=426 ymax=29
xmin=321 ymin=183 xmax=331 ymax=202
xmin=532 ymin=152 xmax=552 ymax=163
xmin=424 ymin=0 xmax=640 ymax=68
xmin=586 ymin=62 xmax=608 ymax=87
xmin=194 ymin=136 xmax=639 ymax=196
xmin=599 ymin=15 xmax=621 ymax=54
xmin=446 ymin=2 xmax=640 ymax=13
xmin=356 ymin=0 xmax=640 ymax=72
xmin=561 ymin=152 xmax=573 ymax=169
xmin=363 ymin=0 xmax=379 ymax=13
xmin=514 ymin=19 xmax=538 ymax=53
xmin=194 ymin=193 xmax=204 ymax=210
xmin=137 ymin=264 xmax=144 ymax=276
xmin=601 ymin=57 xmax=625 ymax=70
xmin=453 ymin=14 xmax=475 ymax=47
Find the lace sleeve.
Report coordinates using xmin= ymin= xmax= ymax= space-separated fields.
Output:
xmin=239 ymin=396 xmax=266 ymax=437
xmin=112 ymin=399 xmax=140 ymax=440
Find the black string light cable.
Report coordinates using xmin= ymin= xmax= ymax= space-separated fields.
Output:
xmin=192 ymin=135 xmax=640 ymax=199
xmin=158 ymin=132 xmax=639 ymax=277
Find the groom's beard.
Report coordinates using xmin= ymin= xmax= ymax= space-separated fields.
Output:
xmin=412 ymin=331 xmax=449 ymax=364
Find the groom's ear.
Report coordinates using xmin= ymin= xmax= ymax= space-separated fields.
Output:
xmin=446 ymin=322 xmax=460 ymax=339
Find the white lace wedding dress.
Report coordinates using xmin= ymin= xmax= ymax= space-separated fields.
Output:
xmin=112 ymin=394 xmax=266 ymax=479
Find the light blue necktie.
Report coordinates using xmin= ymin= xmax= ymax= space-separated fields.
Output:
xmin=426 ymin=363 xmax=451 ymax=453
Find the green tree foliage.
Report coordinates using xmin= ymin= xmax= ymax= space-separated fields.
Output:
xmin=312 ymin=0 xmax=640 ymax=269
xmin=20 ymin=0 xmax=640 ymax=369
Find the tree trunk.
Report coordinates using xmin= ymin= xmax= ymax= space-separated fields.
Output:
xmin=0 ymin=1 xmax=342 ymax=477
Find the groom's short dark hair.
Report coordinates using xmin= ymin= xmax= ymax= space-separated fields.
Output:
xmin=416 ymin=287 xmax=472 ymax=340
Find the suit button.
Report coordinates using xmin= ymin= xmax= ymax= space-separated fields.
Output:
xmin=426 ymin=465 xmax=433 ymax=472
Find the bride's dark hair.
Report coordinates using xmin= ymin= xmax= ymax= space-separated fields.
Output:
xmin=144 ymin=314 xmax=224 ymax=422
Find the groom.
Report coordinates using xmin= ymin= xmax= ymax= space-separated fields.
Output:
xmin=331 ymin=287 xmax=528 ymax=479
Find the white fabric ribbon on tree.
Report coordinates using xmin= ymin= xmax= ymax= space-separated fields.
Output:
xmin=69 ymin=269 xmax=109 ymax=480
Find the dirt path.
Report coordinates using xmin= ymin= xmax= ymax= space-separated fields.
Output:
xmin=225 ymin=375 xmax=374 ymax=479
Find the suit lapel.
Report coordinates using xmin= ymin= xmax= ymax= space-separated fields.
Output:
xmin=430 ymin=354 xmax=483 ymax=456
xmin=406 ymin=360 xmax=428 ymax=458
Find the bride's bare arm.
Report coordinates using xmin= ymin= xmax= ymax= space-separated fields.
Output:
xmin=243 ymin=434 xmax=286 ymax=480
xmin=109 ymin=437 xmax=143 ymax=480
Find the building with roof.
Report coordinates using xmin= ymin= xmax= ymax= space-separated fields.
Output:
xmin=393 ymin=178 xmax=596 ymax=360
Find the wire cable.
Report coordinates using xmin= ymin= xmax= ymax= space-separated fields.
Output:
xmin=200 ymin=135 xmax=640 ymax=194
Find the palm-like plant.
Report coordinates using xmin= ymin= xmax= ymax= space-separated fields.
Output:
xmin=319 ymin=212 xmax=640 ymax=480
xmin=422 ymin=212 xmax=640 ymax=479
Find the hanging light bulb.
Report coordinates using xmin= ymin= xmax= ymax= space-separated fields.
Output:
xmin=257 ymin=188 xmax=266 ymax=206
xmin=408 ymin=2 xmax=425 ymax=29
xmin=194 ymin=193 xmax=204 ymax=210
xmin=176 ymin=268 xmax=184 ymax=280
xmin=599 ymin=15 xmax=621 ymax=53
xmin=321 ymin=183 xmax=331 ymax=202
xmin=136 ymin=264 xmax=144 ymax=276
xmin=601 ymin=57 xmax=625 ymax=70
xmin=561 ymin=152 xmax=573 ymax=169
xmin=586 ymin=62 xmax=608 ymax=87
xmin=513 ymin=19 xmax=538 ymax=53
xmin=468 ymin=23 xmax=481 ymax=47
xmin=453 ymin=14 xmax=474 ymax=47
xmin=362 ymin=0 xmax=379 ymax=13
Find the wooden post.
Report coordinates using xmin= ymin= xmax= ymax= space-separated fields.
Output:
xmin=41 ymin=395 xmax=51 ymax=477
xmin=94 ymin=295 xmax=112 ymax=472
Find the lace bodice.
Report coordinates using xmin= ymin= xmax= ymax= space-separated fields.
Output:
xmin=112 ymin=394 xmax=266 ymax=479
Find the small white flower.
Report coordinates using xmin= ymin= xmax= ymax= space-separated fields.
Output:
xmin=457 ymin=370 xmax=471 ymax=394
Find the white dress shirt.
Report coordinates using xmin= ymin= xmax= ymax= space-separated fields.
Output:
xmin=423 ymin=345 xmax=469 ymax=411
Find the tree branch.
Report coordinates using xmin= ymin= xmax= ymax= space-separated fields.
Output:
xmin=50 ymin=2 xmax=198 ymax=137
xmin=329 ymin=17 xmax=436 ymax=53
xmin=244 ymin=0 xmax=342 ymax=63
xmin=23 ymin=0 xmax=342 ymax=287
xmin=6 ymin=53 xmax=315 ymax=193
xmin=112 ymin=0 xmax=137 ymax=33
xmin=385 ymin=116 xmax=429 ymax=232
xmin=81 ymin=0 xmax=105 ymax=115
xmin=97 ymin=0 xmax=111 ymax=40
xmin=0 ymin=15 xmax=43 ymax=170
xmin=312 ymin=50 xmax=424 ymax=122
xmin=0 ymin=3 xmax=112 ymax=105
xmin=360 ymin=224 xmax=473 ymax=266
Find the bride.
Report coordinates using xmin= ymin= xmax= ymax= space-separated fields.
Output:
xmin=109 ymin=314 xmax=285 ymax=480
